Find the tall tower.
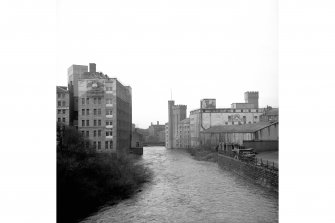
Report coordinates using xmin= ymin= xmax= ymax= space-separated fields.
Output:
xmin=172 ymin=105 xmax=187 ymax=148
xmin=168 ymin=100 xmax=174 ymax=149
xmin=244 ymin=91 xmax=259 ymax=109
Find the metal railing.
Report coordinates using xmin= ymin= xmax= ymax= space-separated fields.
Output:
xmin=218 ymin=150 xmax=278 ymax=173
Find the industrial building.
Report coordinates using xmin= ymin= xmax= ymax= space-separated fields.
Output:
xmin=166 ymin=100 xmax=187 ymax=148
xmin=190 ymin=92 xmax=265 ymax=148
xmin=57 ymin=86 xmax=70 ymax=126
xmin=200 ymin=122 xmax=278 ymax=153
xmin=177 ymin=118 xmax=191 ymax=148
xmin=67 ymin=63 xmax=132 ymax=156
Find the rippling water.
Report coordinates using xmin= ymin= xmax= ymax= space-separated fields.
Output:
xmin=82 ymin=146 xmax=278 ymax=223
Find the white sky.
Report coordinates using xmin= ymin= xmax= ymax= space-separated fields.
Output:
xmin=56 ymin=0 xmax=278 ymax=129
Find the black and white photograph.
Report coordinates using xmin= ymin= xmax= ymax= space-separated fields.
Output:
xmin=2 ymin=0 xmax=335 ymax=223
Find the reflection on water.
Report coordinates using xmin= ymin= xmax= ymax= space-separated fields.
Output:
xmin=82 ymin=147 xmax=278 ymax=223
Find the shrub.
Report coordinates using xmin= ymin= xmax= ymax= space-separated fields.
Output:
xmin=57 ymin=126 xmax=152 ymax=223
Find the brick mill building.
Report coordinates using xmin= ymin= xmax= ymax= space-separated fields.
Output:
xmin=66 ymin=63 xmax=132 ymax=156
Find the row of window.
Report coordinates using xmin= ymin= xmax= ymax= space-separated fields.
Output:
xmin=81 ymin=97 xmax=113 ymax=105
xmin=92 ymin=140 xmax=113 ymax=150
xmin=57 ymin=93 xmax=66 ymax=98
xmin=106 ymin=87 xmax=113 ymax=91
xmin=224 ymin=121 xmax=257 ymax=125
xmin=57 ymin=101 xmax=66 ymax=107
xmin=57 ymin=109 xmax=67 ymax=114
xmin=82 ymin=119 xmax=109 ymax=126
xmin=81 ymin=130 xmax=113 ymax=137
xmin=57 ymin=118 xmax=66 ymax=123
xmin=81 ymin=109 xmax=113 ymax=116
xmin=227 ymin=116 xmax=257 ymax=122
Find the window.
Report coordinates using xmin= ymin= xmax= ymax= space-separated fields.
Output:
xmin=106 ymin=110 xmax=112 ymax=115
xmin=106 ymin=87 xmax=112 ymax=91
xmin=62 ymin=101 xmax=66 ymax=106
xmin=86 ymin=109 xmax=89 ymax=115
xmin=86 ymin=98 xmax=89 ymax=105
xmin=94 ymin=98 xmax=97 ymax=104
xmin=58 ymin=109 xmax=61 ymax=114
xmin=81 ymin=131 xmax=84 ymax=136
xmin=58 ymin=101 xmax=61 ymax=106
xmin=57 ymin=93 xmax=60 ymax=98
xmin=94 ymin=109 xmax=97 ymax=115
xmin=63 ymin=110 xmax=65 ymax=114
xmin=98 ymin=109 xmax=101 ymax=115
xmin=58 ymin=118 xmax=61 ymax=122
xmin=110 ymin=141 xmax=113 ymax=149
xmin=82 ymin=98 xmax=85 ymax=105
xmin=86 ymin=141 xmax=89 ymax=148
xmin=98 ymin=98 xmax=101 ymax=104
xmin=98 ymin=120 xmax=101 ymax=126
xmin=106 ymin=98 xmax=112 ymax=104
xmin=94 ymin=130 xmax=96 ymax=137
xmin=228 ymin=116 xmax=232 ymax=122
xmin=243 ymin=116 xmax=246 ymax=122
xmin=62 ymin=118 xmax=65 ymax=123
xmin=106 ymin=131 xmax=113 ymax=136
xmin=82 ymin=109 xmax=85 ymax=115
xmin=86 ymin=120 xmax=89 ymax=126
xmin=232 ymin=121 xmax=234 ymax=125
xmin=105 ymin=141 xmax=108 ymax=149
xmin=94 ymin=120 xmax=97 ymax=126
xmin=93 ymin=141 xmax=96 ymax=148
xmin=86 ymin=131 xmax=89 ymax=137
xmin=98 ymin=130 xmax=101 ymax=137
xmin=62 ymin=93 xmax=65 ymax=98
xmin=98 ymin=141 xmax=101 ymax=149
xmin=254 ymin=116 xmax=258 ymax=119
xmin=225 ymin=122 xmax=228 ymax=125
xmin=82 ymin=120 xmax=85 ymax=126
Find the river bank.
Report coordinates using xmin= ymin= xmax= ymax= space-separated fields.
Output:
xmin=57 ymin=126 xmax=153 ymax=223
xmin=186 ymin=147 xmax=218 ymax=162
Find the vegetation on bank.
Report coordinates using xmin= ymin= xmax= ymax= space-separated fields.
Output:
xmin=186 ymin=147 xmax=218 ymax=162
xmin=57 ymin=125 xmax=152 ymax=223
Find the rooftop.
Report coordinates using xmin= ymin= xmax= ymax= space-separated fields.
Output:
xmin=203 ymin=122 xmax=278 ymax=133
xmin=56 ymin=86 xmax=68 ymax=92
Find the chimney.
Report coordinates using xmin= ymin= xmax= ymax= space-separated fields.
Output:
xmin=89 ymin=63 xmax=96 ymax=73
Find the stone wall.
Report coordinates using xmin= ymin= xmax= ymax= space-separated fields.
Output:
xmin=218 ymin=154 xmax=278 ymax=192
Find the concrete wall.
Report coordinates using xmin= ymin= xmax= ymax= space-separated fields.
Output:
xmin=116 ymin=80 xmax=132 ymax=157
xmin=243 ymin=140 xmax=278 ymax=153
xmin=218 ymin=154 xmax=278 ymax=191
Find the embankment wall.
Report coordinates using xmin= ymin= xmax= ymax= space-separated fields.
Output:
xmin=218 ymin=154 xmax=278 ymax=191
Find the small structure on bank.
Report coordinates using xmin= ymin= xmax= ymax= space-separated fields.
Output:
xmin=130 ymin=128 xmax=144 ymax=155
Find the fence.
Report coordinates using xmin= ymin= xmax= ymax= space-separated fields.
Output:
xmin=218 ymin=150 xmax=278 ymax=173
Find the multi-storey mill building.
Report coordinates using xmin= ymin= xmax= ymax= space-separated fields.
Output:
xmin=166 ymin=100 xmax=187 ymax=149
xmin=69 ymin=63 xmax=132 ymax=156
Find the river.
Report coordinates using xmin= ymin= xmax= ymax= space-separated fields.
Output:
xmin=82 ymin=146 xmax=278 ymax=223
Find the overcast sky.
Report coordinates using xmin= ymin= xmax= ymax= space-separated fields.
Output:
xmin=56 ymin=0 xmax=278 ymax=129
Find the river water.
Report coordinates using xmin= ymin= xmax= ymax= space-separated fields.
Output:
xmin=82 ymin=146 xmax=278 ymax=223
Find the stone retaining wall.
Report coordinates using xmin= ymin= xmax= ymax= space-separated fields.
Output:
xmin=218 ymin=154 xmax=278 ymax=192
